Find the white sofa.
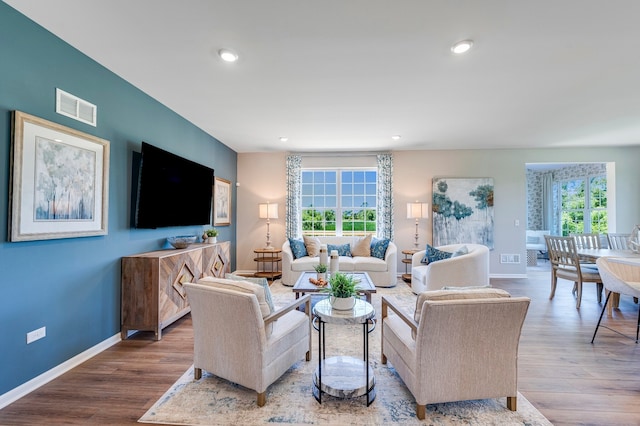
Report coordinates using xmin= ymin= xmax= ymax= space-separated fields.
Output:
xmin=282 ymin=236 xmax=397 ymax=287
xmin=410 ymin=243 xmax=490 ymax=294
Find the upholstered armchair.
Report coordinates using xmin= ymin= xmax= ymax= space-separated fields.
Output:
xmin=183 ymin=279 xmax=312 ymax=406
xmin=381 ymin=289 xmax=530 ymax=419
xmin=410 ymin=244 xmax=490 ymax=294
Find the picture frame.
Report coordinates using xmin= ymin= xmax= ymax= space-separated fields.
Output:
xmin=432 ymin=177 xmax=494 ymax=249
xmin=213 ymin=176 xmax=231 ymax=226
xmin=9 ymin=111 xmax=110 ymax=242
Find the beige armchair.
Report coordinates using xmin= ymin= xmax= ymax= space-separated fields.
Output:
xmin=410 ymin=244 xmax=490 ymax=294
xmin=183 ymin=280 xmax=312 ymax=406
xmin=381 ymin=289 xmax=530 ymax=419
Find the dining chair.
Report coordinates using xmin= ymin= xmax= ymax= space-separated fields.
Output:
xmin=571 ymin=233 xmax=602 ymax=249
xmin=545 ymin=235 xmax=603 ymax=309
xmin=607 ymin=233 xmax=630 ymax=250
xmin=591 ymin=257 xmax=640 ymax=344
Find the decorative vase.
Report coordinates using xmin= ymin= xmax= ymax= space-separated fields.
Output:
xmin=317 ymin=272 xmax=327 ymax=281
xmin=207 ymin=237 xmax=217 ymax=244
xmin=329 ymin=250 xmax=339 ymax=275
xmin=319 ymin=245 xmax=328 ymax=267
xmin=330 ymin=296 xmax=355 ymax=310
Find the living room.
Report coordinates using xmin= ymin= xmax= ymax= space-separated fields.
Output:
xmin=2 ymin=2 xmax=640 ymax=424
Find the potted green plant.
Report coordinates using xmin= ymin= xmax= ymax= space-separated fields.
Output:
xmin=323 ymin=272 xmax=358 ymax=310
xmin=202 ymin=228 xmax=218 ymax=243
xmin=314 ymin=263 xmax=328 ymax=281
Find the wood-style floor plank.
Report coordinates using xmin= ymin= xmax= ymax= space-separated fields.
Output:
xmin=1 ymin=264 xmax=640 ymax=425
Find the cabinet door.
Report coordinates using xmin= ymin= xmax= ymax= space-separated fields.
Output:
xmin=159 ymin=249 xmax=202 ymax=326
xmin=202 ymin=242 xmax=230 ymax=278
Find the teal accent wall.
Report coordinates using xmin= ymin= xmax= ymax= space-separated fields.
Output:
xmin=0 ymin=3 xmax=237 ymax=395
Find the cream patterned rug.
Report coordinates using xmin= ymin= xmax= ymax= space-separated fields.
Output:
xmin=139 ymin=281 xmax=551 ymax=426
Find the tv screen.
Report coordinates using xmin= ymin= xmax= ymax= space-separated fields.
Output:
xmin=135 ymin=142 xmax=214 ymax=229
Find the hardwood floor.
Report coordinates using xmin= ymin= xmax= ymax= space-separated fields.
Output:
xmin=2 ymin=265 xmax=640 ymax=425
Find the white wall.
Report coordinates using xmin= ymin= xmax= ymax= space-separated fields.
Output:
xmin=236 ymin=146 xmax=640 ymax=277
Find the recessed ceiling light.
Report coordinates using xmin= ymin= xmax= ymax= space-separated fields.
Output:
xmin=218 ymin=48 xmax=238 ymax=62
xmin=279 ymin=137 xmax=289 ymax=142
xmin=451 ymin=39 xmax=474 ymax=54
xmin=391 ymin=135 xmax=401 ymax=141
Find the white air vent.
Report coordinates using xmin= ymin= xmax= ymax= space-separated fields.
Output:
xmin=500 ymin=254 xmax=521 ymax=264
xmin=56 ymin=88 xmax=97 ymax=126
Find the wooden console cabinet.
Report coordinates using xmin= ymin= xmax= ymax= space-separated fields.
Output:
xmin=121 ymin=242 xmax=230 ymax=340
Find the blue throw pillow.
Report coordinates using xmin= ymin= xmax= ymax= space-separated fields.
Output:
xmin=327 ymin=243 xmax=351 ymax=257
xmin=370 ymin=237 xmax=390 ymax=259
xmin=289 ymin=238 xmax=308 ymax=259
xmin=421 ymin=244 xmax=453 ymax=264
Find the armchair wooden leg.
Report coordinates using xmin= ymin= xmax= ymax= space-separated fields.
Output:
xmin=257 ymin=392 xmax=266 ymax=407
xmin=194 ymin=367 xmax=202 ymax=380
xmin=507 ymin=396 xmax=517 ymax=411
xmin=416 ymin=403 xmax=426 ymax=420
xmin=305 ymin=350 xmax=310 ymax=361
xmin=382 ymin=353 xmax=387 ymax=364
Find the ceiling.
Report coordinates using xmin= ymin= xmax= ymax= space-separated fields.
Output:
xmin=6 ymin=0 xmax=640 ymax=153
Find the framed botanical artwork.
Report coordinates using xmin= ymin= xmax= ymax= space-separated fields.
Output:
xmin=432 ymin=177 xmax=494 ymax=249
xmin=213 ymin=176 xmax=231 ymax=226
xmin=9 ymin=111 xmax=110 ymax=241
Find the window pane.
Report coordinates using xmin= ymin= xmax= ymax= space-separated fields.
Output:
xmin=353 ymin=171 xmax=365 ymax=183
xmin=365 ymin=171 xmax=376 ymax=183
xmin=325 ymin=196 xmax=337 ymax=207
xmin=342 ymin=183 xmax=353 ymax=195
xmin=302 ymin=171 xmax=313 ymax=183
xmin=366 ymin=183 xmax=376 ymax=194
xmin=302 ymin=184 xmax=313 ymax=195
xmin=302 ymin=196 xmax=313 ymax=207
xmin=325 ymin=172 xmax=337 ymax=183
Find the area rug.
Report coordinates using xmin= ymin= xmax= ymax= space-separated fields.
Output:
xmin=140 ymin=282 xmax=552 ymax=426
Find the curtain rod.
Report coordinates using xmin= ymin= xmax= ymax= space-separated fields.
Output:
xmin=289 ymin=151 xmax=391 ymax=157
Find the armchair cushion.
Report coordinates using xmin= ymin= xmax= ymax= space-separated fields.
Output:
xmin=197 ymin=276 xmax=275 ymax=337
xmin=421 ymin=244 xmax=453 ymax=264
xmin=412 ymin=288 xmax=511 ymax=339
xmin=225 ymin=273 xmax=275 ymax=313
xmin=370 ymin=237 xmax=391 ymax=259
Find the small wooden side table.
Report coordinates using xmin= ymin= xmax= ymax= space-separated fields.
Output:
xmin=254 ymin=248 xmax=282 ymax=282
xmin=401 ymin=249 xmax=420 ymax=283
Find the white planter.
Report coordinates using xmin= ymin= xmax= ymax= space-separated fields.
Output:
xmin=330 ymin=296 xmax=355 ymax=310
xmin=317 ymin=272 xmax=327 ymax=281
xmin=207 ymin=237 xmax=217 ymax=244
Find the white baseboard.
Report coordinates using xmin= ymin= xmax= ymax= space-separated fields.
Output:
xmin=490 ymin=273 xmax=528 ymax=279
xmin=0 ymin=333 xmax=121 ymax=409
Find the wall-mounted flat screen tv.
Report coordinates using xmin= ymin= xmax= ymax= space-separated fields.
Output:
xmin=134 ymin=142 xmax=214 ymax=228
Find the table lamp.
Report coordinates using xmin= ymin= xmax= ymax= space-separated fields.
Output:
xmin=407 ymin=202 xmax=429 ymax=249
xmin=258 ymin=202 xmax=278 ymax=250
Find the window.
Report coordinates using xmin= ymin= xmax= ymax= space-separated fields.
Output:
xmin=301 ymin=169 xmax=377 ymax=236
xmin=559 ymin=175 xmax=607 ymax=236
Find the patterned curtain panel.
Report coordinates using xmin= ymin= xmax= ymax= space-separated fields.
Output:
xmin=285 ymin=155 xmax=302 ymax=239
xmin=376 ymin=154 xmax=394 ymax=240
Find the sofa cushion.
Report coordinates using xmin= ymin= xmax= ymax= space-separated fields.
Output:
xmin=352 ymin=234 xmax=372 ymax=257
xmin=328 ymin=243 xmax=351 ymax=257
xmin=225 ymin=273 xmax=275 ymax=313
xmin=412 ymin=288 xmax=511 ymax=339
xmin=370 ymin=237 xmax=390 ymax=259
xmin=421 ymin=244 xmax=452 ymax=264
xmin=291 ymin=256 xmax=320 ymax=272
xmin=289 ymin=238 xmax=308 ymax=259
xmin=303 ymin=236 xmax=321 ymax=257
xmin=526 ymin=236 xmax=539 ymax=244
xmin=353 ymin=256 xmax=387 ymax=272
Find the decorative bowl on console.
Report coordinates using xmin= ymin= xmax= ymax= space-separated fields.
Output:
xmin=167 ymin=235 xmax=197 ymax=249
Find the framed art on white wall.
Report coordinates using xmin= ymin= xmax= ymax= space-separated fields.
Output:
xmin=9 ymin=111 xmax=110 ymax=241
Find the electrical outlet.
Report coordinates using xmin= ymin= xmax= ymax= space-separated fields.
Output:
xmin=500 ymin=254 xmax=521 ymax=264
xmin=27 ymin=326 xmax=46 ymax=344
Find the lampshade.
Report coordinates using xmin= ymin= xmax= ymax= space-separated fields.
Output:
xmin=407 ymin=202 xmax=429 ymax=219
xmin=259 ymin=203 xmax=279 ymax=219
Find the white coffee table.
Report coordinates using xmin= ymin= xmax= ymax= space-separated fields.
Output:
xmin=312 ymin=298 xmax=376 ymax=406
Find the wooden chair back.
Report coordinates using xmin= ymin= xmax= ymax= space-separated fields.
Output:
xmin=607 ymin=233 xmax=630 ymax=250
xmin=571 ymin=233 xmax=602 ymax=249
xmin=546 ymin=235 xmax=581 ymax=270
